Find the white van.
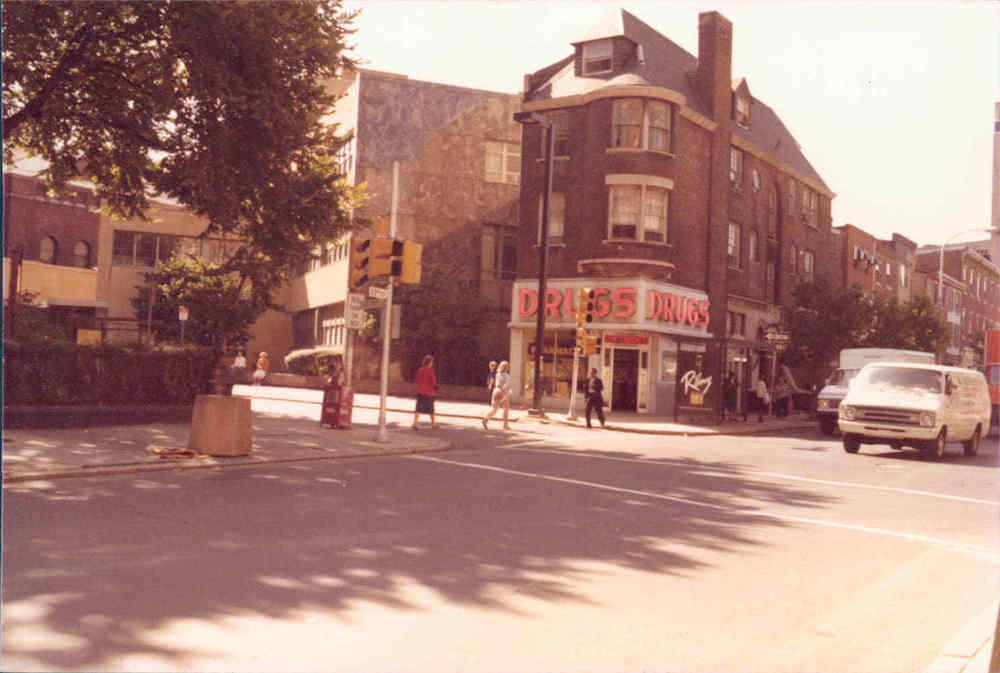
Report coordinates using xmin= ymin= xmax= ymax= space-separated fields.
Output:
xmin=838 ymin=363 xmax=991 ymax=460
xmin=817 ymin=348 xmax=935 ymax=435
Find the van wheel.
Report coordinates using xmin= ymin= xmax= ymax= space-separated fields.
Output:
xmin=963 ymin=426 xmax=981 ymax=457
xmin=843 ymin=434 xmax=860 ymax=454
xmin=819 ymin=417 xmax=836 ymax=436
xmin=923 ymin=428 xmax=946 ymax=461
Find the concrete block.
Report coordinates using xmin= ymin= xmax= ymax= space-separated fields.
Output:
xmin=188 ymin=394 xmax=252 ymax=456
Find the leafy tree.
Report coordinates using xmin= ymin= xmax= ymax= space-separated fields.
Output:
xmin=865 ymin=294 xmax=950 ymax=354
xmin=131 ymin=255 xmax=266 ymax=350
xmin=3 ymin=0 xmax=365 ymax=293
xmin=784 ymin=281 xmax=951 ymax=385
xmin=393 ymin=269 xmax=490 ymax=385
xmin=783 ymin=280 xmax=877 ymax=381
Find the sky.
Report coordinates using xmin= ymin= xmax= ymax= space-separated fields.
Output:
xmin=341 ymin=0 xmax=999 ymax=249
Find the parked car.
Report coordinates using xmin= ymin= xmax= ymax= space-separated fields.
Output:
xmin=838 ymin=363 xmax=991 ymax=460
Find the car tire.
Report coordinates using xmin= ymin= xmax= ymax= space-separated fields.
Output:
xmin=843 ymin=434 xmax=860 ymax=454
xmin=819 ymin=416 xmax=836 ymax=436
xmin=923 ymin=428 xmax=946 ymax=461
xmin=963 ymin=426 xmax=981 ymax=457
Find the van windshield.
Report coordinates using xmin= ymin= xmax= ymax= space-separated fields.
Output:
xmin=856 ymin=367 xmax=943 ymax=394
xmin=827 ymin=369 xmax=859 ymax=386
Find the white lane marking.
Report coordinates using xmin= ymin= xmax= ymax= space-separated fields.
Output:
xmin=505 ymin=446 xmax=1000 ymax=507
xmin=410 ymin=455 xmax=1000 ymax=561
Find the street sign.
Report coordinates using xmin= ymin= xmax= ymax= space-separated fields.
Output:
xmin=178 ymin=305 xmax=189 ymax=321
xmin=345 ymin=292 xmax=365 ymax=330
xmin=368 ymin=285 xmax=388 ymax=300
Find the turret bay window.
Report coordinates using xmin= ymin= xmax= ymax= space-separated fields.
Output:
xmin=608 ymin=182 xmax=668 ymax=243
xmin=611 ymin=99 xmax=670 ymax=152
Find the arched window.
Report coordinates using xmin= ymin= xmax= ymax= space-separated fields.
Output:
xmin=74 ymin=240 xmax=91 ymax=268
xmin=39 ymin=236 xmax=57 ymax=264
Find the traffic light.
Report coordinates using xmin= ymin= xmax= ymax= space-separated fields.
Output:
xmin=576 ymin=287 xmax=595 ymax=325
xmin=350 ymin=237 xmax=372 ymax=288
xmin=369 ymin=238 xmax=402 ymax=278
xmin=397 ymin=241 xmax=423 ymax=284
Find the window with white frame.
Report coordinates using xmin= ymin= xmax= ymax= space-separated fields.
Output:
xmin=608 ymin=184 xmax=668 ymax=243
xmin=537 ymin=192 xmax=565 ymax=241
xmin=787 ymin=179 xmax=797 ymax=216
xmin=790 ymin=244 xmax=798 ymax=274
xmin=751 ymin=169 xmax=761 ymax=192
xmin=485 ymin=141 xmax=520 ymax=184
xmin=800 ymin=187 xmax=818 ymax=227
xmin=729 ymin=147 xmax=743 ymax=186
xmin=803 ymin=249 xmax=815 ymax=281
xmin=612 ymin=99 xmax=670 ymax=152
xmin=727 ymin=222 xmax=741 ymax=268
xmin=749 ymin=229 xmax=759 ymax=263
xmin=767 ymin=190 xmax=777 ymax=239
xmin=583 ymin=40 xmax=613 ymax=75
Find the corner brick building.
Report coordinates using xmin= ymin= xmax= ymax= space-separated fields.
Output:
xmin=511 ymin=10 xmax=835 ymax=417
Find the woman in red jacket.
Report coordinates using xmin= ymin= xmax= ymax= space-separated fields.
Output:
xmin=412 ymin=354 xmax=438 ymax=430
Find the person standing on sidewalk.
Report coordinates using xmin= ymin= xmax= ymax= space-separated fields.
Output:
xmin=756 ymin=378 xmax=770 ymax=422
xmin=585 ymin=368 xmax=606 ymax=429
xmin=486 ymin=360 xmax=498 ymax=402
xmin=412 ymin=354 xmax=438 ymax=430
xmin=482 ymin=360 xmax=511 ymax=430
xmin=773 ymin=376 xmax=791 ymax=418
xmin=252 ymin=352 xmax=270 ymax=385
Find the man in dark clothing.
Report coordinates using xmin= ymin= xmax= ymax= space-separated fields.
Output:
xmin=585 ymin=368 xmax=606 ymax=429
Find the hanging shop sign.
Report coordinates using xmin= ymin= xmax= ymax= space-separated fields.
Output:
xmin=677 ymin=350 xmax=713 ymax=410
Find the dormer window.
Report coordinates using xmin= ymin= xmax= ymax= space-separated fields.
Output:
xmin=583 ymin=40 xmax=613 ymax=75
xmin=735 ymin=96 xmax=750 ymax=126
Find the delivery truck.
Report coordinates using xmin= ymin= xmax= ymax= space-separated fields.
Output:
xmin=816 ymin=348 xmax=936 ymax=435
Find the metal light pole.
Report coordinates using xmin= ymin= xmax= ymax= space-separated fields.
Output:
xmin=514 ymin=111 xmax=555 ymax=418
xmin=375 ymin=161 xmax=400 ymax=442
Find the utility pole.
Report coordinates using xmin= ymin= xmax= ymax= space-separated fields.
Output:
xmin=514 ymin=110 xmax=554 ymax=418
xmin=375 ymin=161 xmax=400 ymax=442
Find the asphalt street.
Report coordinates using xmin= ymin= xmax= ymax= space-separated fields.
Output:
xmin=3 ymin=414 xmax=998 ymax=673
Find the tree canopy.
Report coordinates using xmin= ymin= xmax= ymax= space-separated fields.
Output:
xmin=783 ymin=280 xmax=950 ymax=382
xmin=3 ymin=0 xmax=363 ymax=291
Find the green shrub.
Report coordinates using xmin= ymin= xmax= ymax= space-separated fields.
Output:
xmin=284 ymin=347 xmax=343 ymax=377
xmin=3 ymin=342 xmax=217 ymax=406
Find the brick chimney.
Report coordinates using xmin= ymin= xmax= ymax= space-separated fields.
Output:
xmin=696 ymin=11 xmax=733 ymax=122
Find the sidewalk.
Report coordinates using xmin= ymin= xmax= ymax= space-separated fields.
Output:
xmin=2 ymin=385 xmax=818 ymax=484
xmin=235 ymin=384 xmax=819 ymax=437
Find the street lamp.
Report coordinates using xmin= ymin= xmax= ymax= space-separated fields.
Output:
xmin=514 ymin=110 xmax=555 ymax=417
xmin=937 ymin=227 xmax=1000 ymax=307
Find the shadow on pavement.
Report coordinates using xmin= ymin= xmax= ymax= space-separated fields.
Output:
xmin=1 ymin=422 xmax=840 ymax=671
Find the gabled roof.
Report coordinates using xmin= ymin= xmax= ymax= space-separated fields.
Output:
xmin=524 ymin=8 xmax=831 ymax=194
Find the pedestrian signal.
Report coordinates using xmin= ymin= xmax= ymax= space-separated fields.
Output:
xmin=583 ymin=335 xmax=599 ymax=355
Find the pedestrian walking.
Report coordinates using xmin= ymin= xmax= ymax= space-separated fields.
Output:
xmin=482 ymin=360 xmax=511 ymax=430
xmin=585 ymin=368 xmax=606 ymax=428
xmin=723 ymin=371 xmax=738 ymax=421
xmin=774 ymin=376 xmax=791 ymax=418
xmin=486 ymin=360 xmax=498 ymax=402
xmin=756 ymin=378 xmax=770 ymax=422
xmin=252 ymin=352 xmax=270 ymax=385
xmin=412 ymin=354 xmax=438 ymax=430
